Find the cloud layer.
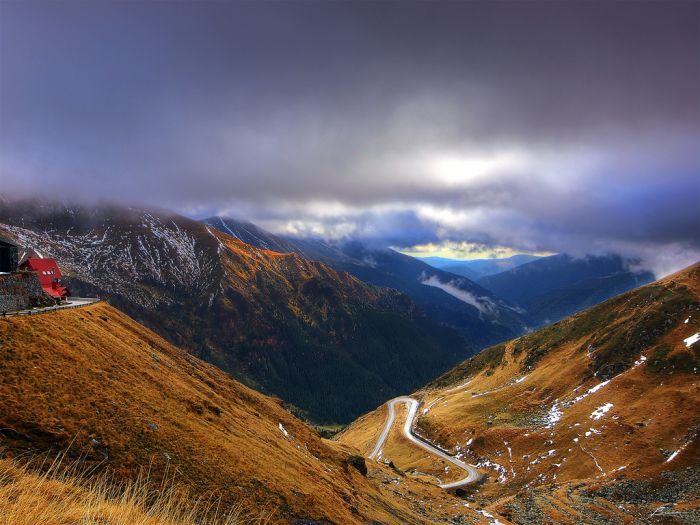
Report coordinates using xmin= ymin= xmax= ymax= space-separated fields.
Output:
xmin=420 ymin=275 xmax=499 ymax=317
xmin=1 ymin=1 xmax=698 ymax=275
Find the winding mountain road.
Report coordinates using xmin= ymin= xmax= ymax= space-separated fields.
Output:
xmin=368 ymin=396 xmax=480 ymax=489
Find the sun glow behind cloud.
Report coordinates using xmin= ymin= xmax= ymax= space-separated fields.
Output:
xmin=1 ymin=1 xmax=698 ymax=277
xmin=399 ymin=241 xmax=553 ymax=260
xmin=427 ymin=150 xmax=527 ymax=187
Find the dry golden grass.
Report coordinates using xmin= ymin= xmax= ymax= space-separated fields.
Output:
xmin=0 ymin=302 xmax=485 ymax=525
xmin=0 ymin=452 xmax=267 ymax=525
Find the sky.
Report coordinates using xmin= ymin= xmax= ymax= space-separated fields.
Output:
xmin=1 ymin=1 xmax=698 ymax=274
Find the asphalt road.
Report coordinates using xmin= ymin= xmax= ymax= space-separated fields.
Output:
xmin=1 ymin=297 xmax=99 ymax=317
xmin=368 ymin=396 xmax=480 ymax=489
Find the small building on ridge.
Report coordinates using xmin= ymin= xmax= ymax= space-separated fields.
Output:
xmin=19 ymin=257 xmax=70 ymax=301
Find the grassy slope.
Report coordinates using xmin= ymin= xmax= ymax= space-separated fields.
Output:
xmin=339 ymin=262 xmax=700 ymax=524
xmin=0 ymin=455 xmax=255 ymax=525
xmin=0 ymin=302 xmax=485 ymax=525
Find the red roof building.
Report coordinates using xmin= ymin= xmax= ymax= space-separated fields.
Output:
xmin=19 ymin=257 xmax=70 ymax=300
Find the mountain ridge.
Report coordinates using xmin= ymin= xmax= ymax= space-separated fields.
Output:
xmin=206 ymin=216 xmax=531 ymax=349
xmin=477 ymin=252 xmax=655 ymax=324
xmin=0 ymin=301 xmax=483 ymax=524
xmin=0 ymin=198 xmax=464 ymax=424
xmin=419 ymin=254 xmax=541 ymax=280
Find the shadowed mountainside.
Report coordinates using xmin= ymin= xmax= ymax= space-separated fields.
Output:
xmin=419 ymin=254 xmax=541 ymax=280
xmin=206 ymin=216 xmax=530 ymax=349
xmin=0 ymin=199 xmax=465 ymax=424
xmin=477 ymin=253 xmax=655 ymax=324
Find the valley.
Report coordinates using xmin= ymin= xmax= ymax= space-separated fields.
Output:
xmin=2 ymin=2 xmax=697 ymax=523
xmin=0 ymin=301 xmax=488 ymax=524
xmin=339 ymin=262 xmax=700 ymax=524
xmin=0 ymin=199 xmax=697 ymax=524
xmin=206 ymin=218 xmax=656 ymax=334
xmin=206 ymin=216 xmax=530 ymax=349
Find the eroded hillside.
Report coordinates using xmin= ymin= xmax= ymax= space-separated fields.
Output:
xmin=339 ymin=263 xmax=700 ymax=524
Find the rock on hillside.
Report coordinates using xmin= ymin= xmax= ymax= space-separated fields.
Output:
xmin=0 ymin=199 xmax=464 ymax=424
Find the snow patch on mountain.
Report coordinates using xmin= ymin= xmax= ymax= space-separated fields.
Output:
xmin=591 ymin=403 xmax=613 ymax=420
xmin=0 ymin=213 xmax=221 ymax=309
xmin=684 ymin=332 xmax=699 ymax=347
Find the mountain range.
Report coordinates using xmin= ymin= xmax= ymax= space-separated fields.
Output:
xmin=0 ymin=199 xmax=464 ymax=424
xmin=419 ymin=254 xmax=541 ymax=280
xmin=2 ymin=243 xmax=697 ymax=524
xmin=0 ymin=199 xmax=657 ymax=426
xmin=206 ymin=216 xmax=656 ymax=333
xmin=205 ymin=216 xmax=530 ymax=349
xmin=477 ymin=253 xmax=655 ymax=324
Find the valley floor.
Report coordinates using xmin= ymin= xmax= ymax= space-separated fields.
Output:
xmin=1 ymin=258 xmax=699 ymax=524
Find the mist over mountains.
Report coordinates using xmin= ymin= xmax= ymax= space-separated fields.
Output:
xmin=206 ymin=216 xmax=655 ymax=328
xmin=0 ymin=197 xmax=658 ymax=425
xmin=418 ymin=254 xmax=541 ymax=280
xmin=0 ymin=199 xmax=465 ymax=423
xmin=2 ymin=2 xmax=698 ymax=276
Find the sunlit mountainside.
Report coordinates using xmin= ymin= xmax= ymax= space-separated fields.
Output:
xmin=339 ymin=263 xmax=700 ymax=523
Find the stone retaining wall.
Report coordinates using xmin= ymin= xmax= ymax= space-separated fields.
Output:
xmin=0 ymin=272 xmax=54 ymax=313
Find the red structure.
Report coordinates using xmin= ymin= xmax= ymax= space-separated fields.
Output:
xmin=19 ymin=257 xmax=70 ymax=301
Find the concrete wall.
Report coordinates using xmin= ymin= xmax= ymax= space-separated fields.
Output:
xmin=0 ymin=272 xmax=53 ymax=312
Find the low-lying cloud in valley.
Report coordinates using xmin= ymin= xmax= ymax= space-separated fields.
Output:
xmin=420 ymin=274 xmax=498 ymax=317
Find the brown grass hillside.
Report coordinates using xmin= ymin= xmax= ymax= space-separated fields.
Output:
xmin=0 ymin=453 xmax=258 ymax=525
xmin=339 ymin=262 xmax=700 ymax=524
xmin=0 ymin=302 xmax=487 ymax=525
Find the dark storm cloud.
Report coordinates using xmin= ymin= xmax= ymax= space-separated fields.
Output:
xmin=1 ymin=1 xmax=698 ymax=274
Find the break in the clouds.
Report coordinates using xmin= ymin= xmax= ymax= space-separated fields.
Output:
xmin=1 ymin=1 xmax=698 ymax=275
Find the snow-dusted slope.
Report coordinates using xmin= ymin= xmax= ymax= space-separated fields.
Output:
xmin=340 ymin=262 xmax=700 ymax=524
xmin=3 ymin=210 xmax=220 ymax=308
